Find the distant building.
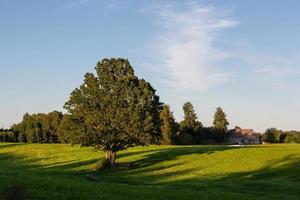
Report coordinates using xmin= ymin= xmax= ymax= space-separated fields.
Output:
xmin=227 ymin=128 xmax=260 ymax=144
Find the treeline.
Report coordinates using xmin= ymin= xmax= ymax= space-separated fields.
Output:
xmin=261 ymin=128 xmax=300 ymax=144
xmin=160 ymin=103 xmax=230 ymax=145
xmin=0 ymin=128 xmax=18 ymax=142
xmin=8 ymin=111 xmax=64 ymax=143
xmin=5 ymin=110 xmax=300 ymax=145
xmin=2 ymin=102 xmax=231 ymax=145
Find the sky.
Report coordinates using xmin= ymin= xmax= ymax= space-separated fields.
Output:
xmin=1 ymin=0 xmax=300 ymax=132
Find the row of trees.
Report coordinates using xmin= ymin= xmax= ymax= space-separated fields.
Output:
xmin=8 ymin=109 xmax=300 ymax=146
xmin=0 ymin=129 xmax=18 ymax=142
xmin=159 ymin=103 xmax=230 ymax=145
xmin=11 ymin=111 xmax=63 ymax=143
xmin=261 ymin=128 xmax=300 ymax=144
xmin=4 ymin=102 xmax=229 ymax=146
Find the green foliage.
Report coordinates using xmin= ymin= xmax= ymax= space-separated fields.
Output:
xmin=0 ymin=131 xmax=18 ymax=142
xmin=179 ymin=102 xmax=202 ymax=144
xmin=213 ymin=107 xmax=229 ymax=131
xmin=12 ymin=111 xmax=63 ymax=144
xmin=283 ymin=131 xmax=300 ymax=143
xmin=64 ymin=58 xmax=162 ymax=165
xmin=260 ymin=129 xmax=300 ymax=144
xmin=159 ymin=105 xmax=178 ymax=145
xmin=57 ymin=114 xmax=84 ymax=144
xmin=210 ymin=107 xmax=229 ymax=143
xmin=175 ymin=131 xmax=195 ymax=145
xmin=201 ymin=127 xmax=228 ymax=143
xmin=262 ymin=128 xmax=282 ymax=143
xmin=180 ymin=102 xmax=202 ymax=131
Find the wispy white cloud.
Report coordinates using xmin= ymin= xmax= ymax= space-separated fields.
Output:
xmin=254 ymin=67 xmax=295 ymax=77
xmin=60 ymin=0 xmax=89 ymax=10
xmin=251 ymin=55 xmax=300 ymax=77
xmin=150 ymin=2 xmax=237 ymax=92
xmin=248 ymin=55 xmax=300 ymax=90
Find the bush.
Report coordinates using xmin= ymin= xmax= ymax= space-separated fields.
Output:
xmin=262 ymin=128 xmax=280 ymax=143
xmin=284 ymin=134 xmax=300 ymax=143
xmin=92 ymin=159 xmax=110 ymax=171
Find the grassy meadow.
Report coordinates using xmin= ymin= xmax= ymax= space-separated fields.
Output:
xmin=0 ymin=143 xmax=300 ymax=199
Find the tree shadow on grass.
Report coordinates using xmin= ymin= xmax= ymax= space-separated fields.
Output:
xmin=1 ymin=144 xmax=300 ymax=199
xmin=98 ymin=145 xmax=300 ymax=199
xmin=0 ymin=143 xmax=25 ymax=149
xmin=95 ymin=146 xmax=236 ymax=183
xmin=0 ymin=152 xmax=98 ymax=177
xmin=0 ymin=145 xmax=232 ymax=177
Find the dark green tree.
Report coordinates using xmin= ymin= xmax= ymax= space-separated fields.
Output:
xmin=57 ymin=114 xmax=84 ymax=144
xmin=64 ymin=58 xmax=162 ymax=166
xmin=213 ymin=107 xmax=229 ymax=131
xmin=284 ymin=131 xmax=300 ymax=143
xmin=212 ymin=107 xmax=229 ymax=143
xmin=179 ymin=102 xmax=202 ymax=144
xmin=47 ymin=111 xmax=63 ymax=143
xmin=262 ymin=128 xmax=281 ymax=143
xmin=160 ymin=105 xmax=177 ymax=145
xmin=13 ymin=111 xmax=63 ymax=144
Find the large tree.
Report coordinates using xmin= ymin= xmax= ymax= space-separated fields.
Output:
xmin=213 ymin=107 xmax=229 ymax=131
xmin=160 ymin=105 xmax=177 ymax=145
xmin=64 ymin=58 xmax=162 ymax=166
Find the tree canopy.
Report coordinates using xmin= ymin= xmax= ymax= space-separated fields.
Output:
xmin=213 ymin=107 xmax=229 ymax=131
xmin=64 ymin=58 xmax=162 ymax=166
xmin=160 ymin=105 xmax=178 ymax=145
xmin=179 ymin=102 xmax=202 ymax=144
xmin=12 ymin=111 xmax=63 ymax=143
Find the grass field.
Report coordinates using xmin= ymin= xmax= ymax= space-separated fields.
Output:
xmin=0 ymin=143 xmax=300 ymax=199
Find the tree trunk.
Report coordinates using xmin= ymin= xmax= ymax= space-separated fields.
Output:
xmin=105 ymin=150 xmax=117 ymax=167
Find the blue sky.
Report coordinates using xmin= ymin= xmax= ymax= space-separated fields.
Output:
xmin=1 ymin=0 xmax=300 ymax=131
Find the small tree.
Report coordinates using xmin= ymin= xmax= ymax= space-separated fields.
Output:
xmin=262 ymin=128 xmax=281 ymax=143
xmin=64 ymin=58 xmax=162 ymax=166
xmin=213 ymin=107 xmax=229 ymax=131
xmin=160 ymin=105 xmax=177 ymax=145
xmin=179 ymin=102 xmax=202 ymax=144
xmin=212 ymin=107 xmax=229 ymax=143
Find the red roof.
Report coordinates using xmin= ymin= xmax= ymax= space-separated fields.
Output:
xmin=234 ymin=128 xmax=256 ymax=136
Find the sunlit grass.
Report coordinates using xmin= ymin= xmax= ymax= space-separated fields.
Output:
xmin=1 ymin=143 xmax=300 ymax=199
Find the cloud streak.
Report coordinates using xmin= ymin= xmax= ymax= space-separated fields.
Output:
xmin=151 ymin=2 xmax=237 ymax=92
xmin=60 ymin=0 xmax=89 ymax=10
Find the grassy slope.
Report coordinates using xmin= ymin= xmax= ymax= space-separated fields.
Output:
xmin=0 ymin=143 xmax=300 ymax=200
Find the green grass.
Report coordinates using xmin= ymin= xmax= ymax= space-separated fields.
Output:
xmin=0 ymin=143 xmax=300 ymax=199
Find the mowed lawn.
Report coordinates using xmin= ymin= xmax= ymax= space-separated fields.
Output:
xmin=0 ymin=143 xmax=300 ymax=200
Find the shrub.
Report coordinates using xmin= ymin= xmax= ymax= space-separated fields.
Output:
xmin=262 ymin=128 xmax=279 ymax=143
xmin=284 ymin=134 xmax=300 ymax=143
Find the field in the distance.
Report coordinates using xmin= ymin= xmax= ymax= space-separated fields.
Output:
xmin=0 ymin=143 xmax=300 ymax=200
